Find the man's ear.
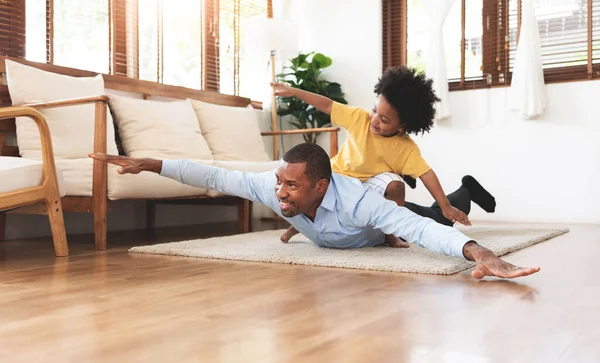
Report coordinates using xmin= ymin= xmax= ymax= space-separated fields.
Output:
xmin=315 ymin=178 xmax=329 ymax=194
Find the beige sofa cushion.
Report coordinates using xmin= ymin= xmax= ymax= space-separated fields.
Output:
xmin=189 ymin=99 xmax=270 ymax=162
xmin=0 ymin=156 xmax=65 ymax=197
xmin=109 ymin=95 xmax=213 ymax=160
xmin=53 ymin=158 xmax=95 ymax=197
xmin=107 ymin=160 xmax=210 ymax=200
xmin=5 ymin=60 xmax=119 ymax=159
xmin=50 ymin=158 xmax=209 ymax=200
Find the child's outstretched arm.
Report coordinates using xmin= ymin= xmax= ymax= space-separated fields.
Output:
xmin=420 ymin=169 xmax=472 ymax=226
xmin=271 ymin=82 xmax=333 ymax=115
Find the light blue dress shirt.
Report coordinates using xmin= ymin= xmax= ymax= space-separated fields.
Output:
xmin=160 ymin=159 xmax=472 ymax=258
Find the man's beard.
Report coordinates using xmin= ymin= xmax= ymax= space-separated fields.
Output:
xmin=281 ymin=208 xmax=297 ymax=218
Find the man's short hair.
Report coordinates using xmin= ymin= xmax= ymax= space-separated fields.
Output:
xmin=282 ymin=143 xmax=332 ymax=185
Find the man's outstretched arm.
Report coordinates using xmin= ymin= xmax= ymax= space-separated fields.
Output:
xmin=88 ymin=153 xmax=275 ymax=205
xmin=354 ymin=191 xmax=540 ymax=279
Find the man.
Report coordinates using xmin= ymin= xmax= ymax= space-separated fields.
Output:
xmin=88 ymin=143 xmax=540 ymax=279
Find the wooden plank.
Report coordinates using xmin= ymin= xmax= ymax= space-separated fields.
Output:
xmin=143 ymin=197 xmax=238 ymax=206
xmin=5 ymin=202 xmax=48 ymax=215
xmin=2 ymin=197 xmax=108 ymax=214
xmin=102 ymin=75 xmax=250 ymax=107
xmin=23 ymin=95 xmax=109 ymax=109
xmin=63 ymin=196 xmax=112 ymax=213
xmin=261 ymin=127 xmax=340 ymax=136
xmin=93 ymin=101 xmax=108 ymax=250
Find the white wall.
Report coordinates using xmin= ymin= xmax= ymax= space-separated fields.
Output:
xmin=408 ymin=83 xmax=600 ymax=224
xmin=283 ymin=0 xmax=600 ymax=224
xmin=283 ymin=0 xmax=382 ymax=110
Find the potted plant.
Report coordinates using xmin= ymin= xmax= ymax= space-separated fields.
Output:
xmin=275 ymin=52 xmax=347 ymax=143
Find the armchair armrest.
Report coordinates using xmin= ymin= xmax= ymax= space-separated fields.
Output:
xmin=0 ymin=106 xmax=61 ymax=204
xmin=23 ymin=95 xmax=109 ymax=110
xmin=261 ymin=127 xmax=340 ymax=157
xmin=23 ymin=95 xmax=110 ymax=155
xmin=23 ymin=95 xmax=109 ymax=240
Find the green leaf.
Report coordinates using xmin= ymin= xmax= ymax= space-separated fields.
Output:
xmin=312 ymin=53 xmax=332 ymax=68
xmin=291 ymin=53 xmax=308 ymax=69
xmin=278 ymin=51 xmax=347 ymax=133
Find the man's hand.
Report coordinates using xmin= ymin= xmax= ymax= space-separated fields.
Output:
xmin=88 ymin=153 xmax=162 ymax=175
xmin=270 ymin=82 xmax=296 ymax=97
xmin=463 ymin=241 xmax=540 ymax=279
xmin=442 ymin=205 xmax=471 ymax=226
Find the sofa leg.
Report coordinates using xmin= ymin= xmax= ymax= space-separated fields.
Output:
xmin=0 ymin=213 xmax=5 ymax=242
xmin=45 ymin=196 xmax=69 ymax=257
xmin=248 ymin=201 xmax=253 ymax=232
xmin=93 ymin=198 xmax=107 ymax=250
xmin=237 ymin=198 xmax=250 ymax=234
xmin=146 ymin=201 xmax=156 ymax=240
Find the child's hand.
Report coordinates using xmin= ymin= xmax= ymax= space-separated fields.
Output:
xmin=270 ymin=82 xmax=296 ymax=97
xmin=442 ymin=206 xmax=472 ymax=226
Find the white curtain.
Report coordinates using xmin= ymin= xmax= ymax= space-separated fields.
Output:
xmin=422 ymin=0 xmax=456 ymax=121
xmin=509 ymin=0 xmax=547 ymax=119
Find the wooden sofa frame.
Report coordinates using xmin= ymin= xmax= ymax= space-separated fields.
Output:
xmin=0 ymin=56 xmax=340 ymax=249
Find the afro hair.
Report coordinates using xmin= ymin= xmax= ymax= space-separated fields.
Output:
xmin=374 ymin=66 xmax=440 ymax=136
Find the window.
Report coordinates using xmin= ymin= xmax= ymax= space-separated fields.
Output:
xmin=138 ymin=0 xmax=159 ymax=82
xmin=53 ymin=0 xmax=110 ymax=73
xmin=218 ymin=0 xmax=271 ymax=97
xmin=383 ymin=0 xmax=600 ymax=89
xmin=25 ymin=0 xmax=45 ymax=63
xmin=162 ymin=0 xmax=202 ymax=89
xmin=2 ymin=0 xmax=272 ymax=99
xmin=1 ymin=0 xmax=26 ymax=59
xmin=405 ymin=0 xmax=464 ymax=81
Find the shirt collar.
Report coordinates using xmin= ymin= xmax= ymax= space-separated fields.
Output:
xmin=320 ymin=180 xmax=337 ymax=211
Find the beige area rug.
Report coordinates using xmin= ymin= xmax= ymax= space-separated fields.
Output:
xmin=129 ymin=226 xmax=569 ymax=275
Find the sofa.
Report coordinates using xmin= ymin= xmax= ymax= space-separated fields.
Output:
xmin=0 ymin=57 xmax=339 ymax=249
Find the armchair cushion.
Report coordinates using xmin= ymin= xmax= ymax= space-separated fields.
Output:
xmin=0 ymin=156 xmax=65 ymax=196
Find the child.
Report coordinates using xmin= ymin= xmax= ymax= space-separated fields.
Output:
xmin=271 ymin=66 xmax=495 ymax=245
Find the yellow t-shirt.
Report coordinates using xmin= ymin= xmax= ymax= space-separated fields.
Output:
xmin=329 ymin=102 xmax=431 ymax=182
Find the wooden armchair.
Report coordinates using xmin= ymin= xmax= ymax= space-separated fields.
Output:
xmin=0 ymin=106 xmax=68 ymax=256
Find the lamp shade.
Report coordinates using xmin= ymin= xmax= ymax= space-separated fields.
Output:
xmin=245 ymin=17 xmax=298 ymax=54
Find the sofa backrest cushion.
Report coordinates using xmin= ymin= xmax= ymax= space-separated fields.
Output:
xmin=189 ymin=99 xmax=270 ymax=162
xmin=109 ymin=95 xmax=213 ymax=160
xmin=5 ymin=59 xmax=119 ymax=159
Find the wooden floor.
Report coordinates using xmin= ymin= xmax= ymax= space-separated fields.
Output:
xmin=1 ymin=221 xmax=599 ymax=363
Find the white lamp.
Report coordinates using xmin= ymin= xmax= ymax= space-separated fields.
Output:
xmin=246 ymin=17 xmax=298 ymax=160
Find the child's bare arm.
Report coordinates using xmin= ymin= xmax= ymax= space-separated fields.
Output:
xmin=419 ymin=169 xmax=471 ymax=226
xmin=271 ymin=82 xmax=333 ymax=114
